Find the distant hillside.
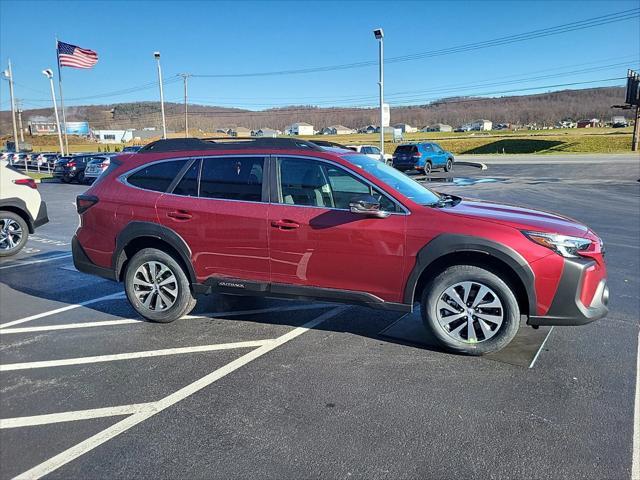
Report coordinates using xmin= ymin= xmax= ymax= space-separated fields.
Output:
xmin=0 ymin=86 xmax=627 ymax=135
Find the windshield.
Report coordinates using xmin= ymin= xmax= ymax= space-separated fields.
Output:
xmin=342 ymin=154 xmax=440 ymax=205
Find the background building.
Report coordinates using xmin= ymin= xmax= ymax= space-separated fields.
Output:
xmin=285 ymin=122 xmax=314 ymax=135
xmin=93 ymin=129 xmax=134 ymax=143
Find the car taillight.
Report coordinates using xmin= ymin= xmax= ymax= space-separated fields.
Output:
xmin=67 ymin=161 xmax=76 ymax=167
xmin=76 ymin=194 xmax=99 ymax=214
xmin=13 ymin=178 xmax=38 ymax=189
xmin=412 ymin=153 xmax=421 ymax=158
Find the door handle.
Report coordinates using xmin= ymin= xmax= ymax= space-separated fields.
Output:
xmin=167 ymin=210 xmax=193 ymax=220
xmin=271 ymin=219 xmax=300 ymax=230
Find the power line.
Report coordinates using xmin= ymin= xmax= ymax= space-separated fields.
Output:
xmin=191 ymin=9 xmax=639 ymax=78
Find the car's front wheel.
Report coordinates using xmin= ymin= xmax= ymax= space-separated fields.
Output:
xmin=124 ymin=248 xmax=196 ymax=323
xmin=0 ymin=212 xmax=28 ymax=257
xmin=444 ymin=158 xmax=454 ymax=172
xmin=420 ymin=265 xmax=520 ymax=355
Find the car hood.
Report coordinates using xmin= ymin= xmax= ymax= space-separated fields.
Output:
xmin=444 ymin=198 xmax=589 ymax=237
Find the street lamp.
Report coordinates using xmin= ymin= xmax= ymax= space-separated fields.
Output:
xmin=373 ymin=28 xmax=384 ymax=162
xmin=42 ymin=69 xmax=65 ymax=156
xmin=2 ymin=61 xmax=20 ymax=154
xmin=154 ymin=51 xmax=167 ymax=139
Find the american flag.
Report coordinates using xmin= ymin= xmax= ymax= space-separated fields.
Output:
xmin=57 ymin=41 xmax=98 ymax=69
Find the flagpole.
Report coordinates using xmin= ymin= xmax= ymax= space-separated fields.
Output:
xmin=55 ymin=37 xmax=69 ymax=154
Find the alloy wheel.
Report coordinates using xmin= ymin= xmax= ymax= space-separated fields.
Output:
xmin=435 ymin=281 xmax=504 ymax=343
xmin=133 ymin=261 xmax=178 ymax=311
xmin=0 ymin=218 xmax=23 ymax=252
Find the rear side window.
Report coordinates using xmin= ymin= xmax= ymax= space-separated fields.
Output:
xmin=422 ymin=144 xmax=433 ymax=152
xmin=127 ymin=160 xmax=188 ymax=192
xmin=200 ymin=157 xmax=264 ymax=202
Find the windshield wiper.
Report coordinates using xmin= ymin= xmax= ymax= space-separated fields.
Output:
xmin=428 ymin=194 xmax=460 ymax=208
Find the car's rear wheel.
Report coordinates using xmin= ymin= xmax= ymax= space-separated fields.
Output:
xmin=124 ymin=248 xmax=196 ymax=323
xmin=444 ymin=158 xmax=454 ymax=172
xmin=0 ymin=212 xmax=28 ymax=257
xmin=424 ymin=162 xmax=432 ymax=175
xmin=76 ymin=172 xmax=85 ymax=184
xmin=420 ymin=265 xmax=520 ymax=355
xmin=61 ymin=176 xmax=71 ymax=183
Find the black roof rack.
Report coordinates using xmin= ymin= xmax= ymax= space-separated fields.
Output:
xmin=138 ymin=137 xmax=323 ymax=153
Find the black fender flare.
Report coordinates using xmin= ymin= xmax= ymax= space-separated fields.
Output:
xmin=113 ymin=221 xmax=196 ymax=283
xmin=403 ymin=234 xmax=537 ymax=315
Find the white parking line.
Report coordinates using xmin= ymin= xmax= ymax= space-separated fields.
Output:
xmin=528 ymin=327 xmax=554 ymax=369
xmin=0 ymin=340 xmax=273 ymax=372
xmin=0 ymin=319 xmax=143 ymax=335
xmin=1 ymin=403 xmax=154 ymax=429
xmin=0 ymin=253 xmax=71 ymax=270
xmin=15 ymin=306 xmax=348 ymax=479
xmin=632 ymin=330 xmax=640 ymax=480
xmin=0 ymin=292 xmax=126 ymax=329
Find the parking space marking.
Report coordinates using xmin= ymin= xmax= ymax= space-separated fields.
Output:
xmin=528 ymin=326 xmax=554 ymax=369
xmin=632 ymin=330 xmax=640 ymax=480
xmin=15 ymin=306 xmax=348 ymax=479
xmin=0 ymin=319 xmax=143 ymax=335
xmin=0 ymin=253 xmax=72 ymax=271
xmin=0 ymin=292 xmax=126 ymax=329
xmin=0 ymin=340 xmax=273 ymax=372
xmin=1 ymin=403 xmax=154 ymax=429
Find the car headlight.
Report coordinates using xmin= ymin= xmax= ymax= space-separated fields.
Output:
xmin=522 ymin=231 xmax=592 ymax=258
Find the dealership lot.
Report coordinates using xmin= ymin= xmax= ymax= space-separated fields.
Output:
xmin=1 ymin=157 xmax=638 ymax=479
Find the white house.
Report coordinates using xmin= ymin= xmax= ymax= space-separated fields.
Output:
xmin=285 ymin=122 xmax=314 ymax=136
xmin=93 ymin=129 xmax=134 ymax=144
xmin=470 ymin=119 xmax=493 ymax=131
xmin=320 ymin=125 xmax=355 ymax=135
xmin=422 ymin=124 xmax=452 ymax=132
xmin=393 ymin=123 xmax=417 ymax=133
xmin=254 ymin=128 xmax=280 ymax=137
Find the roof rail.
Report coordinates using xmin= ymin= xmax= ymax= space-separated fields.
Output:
xmin=138 ymin=137 xmax=323 ymax=153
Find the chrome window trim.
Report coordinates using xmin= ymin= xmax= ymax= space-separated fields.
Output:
xmin=120 ymin=155 xmax=270 ymax=205
xmin=272 ymin=154 xmax=411 ymax=216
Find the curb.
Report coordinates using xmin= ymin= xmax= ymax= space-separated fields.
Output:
xmin=455 ymin=161 xmax=488 ymax=170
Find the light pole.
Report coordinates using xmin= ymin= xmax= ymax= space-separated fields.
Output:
xmin=43 ymin=69 xmax=65 ymax=156
xmin=3 ymin=60 xmax=20 ymax=154
xmin=154 ymin=52 xmax=167 ymax=139
xmin=179 ymin=73 xmax=191 ymax=137
xmin=374 ymin=28 xmax=384 ymax=162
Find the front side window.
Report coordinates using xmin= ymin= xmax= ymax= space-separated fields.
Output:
xmin=127 ymin=159 xmax=188 ymax=192
xmin=277 ymin=157 xmax=398 ymax=212
xmin=423 ymin=144 xmax=433 ymax=152
xmin=199 ymin=156 xmax=264 ymax=201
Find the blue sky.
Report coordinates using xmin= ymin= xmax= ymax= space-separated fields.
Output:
xmin=1 ymin=0 xmax=638 ymax=111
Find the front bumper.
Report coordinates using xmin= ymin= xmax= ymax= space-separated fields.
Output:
xmin=528 ymin=257 xmax=609 ymax=326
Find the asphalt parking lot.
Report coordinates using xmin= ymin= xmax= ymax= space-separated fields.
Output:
xmin=1 ymin=155 xmax=639 ymax=479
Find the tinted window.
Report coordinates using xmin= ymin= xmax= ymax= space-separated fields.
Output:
xmin=173 ymin=159 xmax=200 ymax=197
xmin=394 ymin=145 xmax=417 ymax=155
xmin=433 ymin=143 xmax=444 ymax=152
xmin=128 ymin=160 xmax=187 ymax=192
xmin=423 ymin=144 xmax=433 ymax=152
xmin=200 ymin=157 xmax=264 ymax=201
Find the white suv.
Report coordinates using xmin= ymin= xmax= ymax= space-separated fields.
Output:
xmin=346 ymin=145 xmax=393 ymax=163
xmin=0 ymin=161 xmax=49 ymax=256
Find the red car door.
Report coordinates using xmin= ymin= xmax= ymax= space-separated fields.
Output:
xmin=268 ymin=156 xmax=407 ymax=303
xmin=156 ymin=156 xmax=270 ymax=284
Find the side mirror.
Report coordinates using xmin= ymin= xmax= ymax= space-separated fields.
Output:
xmin=349 ymin=194 xmax=390 ymax=218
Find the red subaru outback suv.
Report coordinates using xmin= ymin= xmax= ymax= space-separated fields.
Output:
xmin=73 ymin=138 xmax=608 ymax=355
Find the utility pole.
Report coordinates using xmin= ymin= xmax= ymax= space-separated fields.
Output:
xmin=633 ymin=104 xmax=639 ymax=152
xmin=16 ymin=101 xmax=25 ymax=143
xmin=3 ymin=60 xmax=20 ymax=153
xmin=180 ymin=73 xmax=191 ymax=137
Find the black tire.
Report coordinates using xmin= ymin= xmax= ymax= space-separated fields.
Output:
xmin=0 ymin=211 xmax=29 ymax=257
xmin=61 ymin=176 xmax=71 ymax=183
xmin=124 ymin=248 xmax=196 ymax=323
xmin=420 ymin=265 xmax=520 ymax=355
xmin=76 ymin=172 xmax=85 ymax=184
xmin=424 ymin=162 xmax=432 ymax=175
xmin=444 ymin=158 xmax=454 ymax=172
